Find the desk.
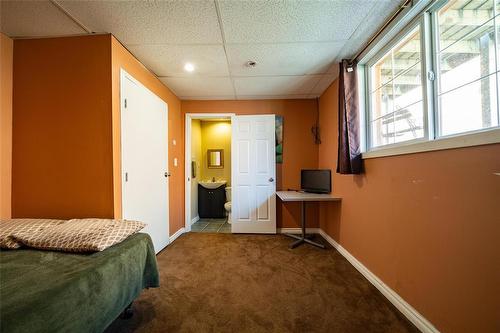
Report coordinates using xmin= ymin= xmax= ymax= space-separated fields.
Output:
xmin=276 ymin=191 xmax=341 ymax=249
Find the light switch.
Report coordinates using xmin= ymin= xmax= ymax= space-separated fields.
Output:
xmin=174 ymin=158 xmax=178 ymax=167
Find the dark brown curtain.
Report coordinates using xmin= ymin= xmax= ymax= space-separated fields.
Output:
xmin=337 ymin=59 xmax=362 ymax=174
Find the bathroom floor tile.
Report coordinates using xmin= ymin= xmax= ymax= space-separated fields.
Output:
xmin=219 ymin=224 xmax=232 ymax=233
xmin=191 ymin=218 xmax=229 ymax=233
xmin=191 ymin=222 xmax=209 ymax=231
xmin=202 ymin=223 xmax=221 ymax=232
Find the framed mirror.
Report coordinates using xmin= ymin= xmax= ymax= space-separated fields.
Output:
xmin=207 ymin=149 xmax=224 ymax=168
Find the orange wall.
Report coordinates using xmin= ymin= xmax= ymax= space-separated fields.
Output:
xmin=111 ymin=36 xmax=183 ymax=236
xmin=10 ymin=34 xmax=184 ymax=236
xmin=12 ymin=35 xmax=114 ymax=219
xmin=182 ymin=99 xmax=319 ymax=228
xmin=318 ymin=79 xmax=500 ymax=332
xmin=0 ymin=33 xmax=13 ymax=219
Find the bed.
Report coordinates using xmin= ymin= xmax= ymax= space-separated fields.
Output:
xmin=0 ymin=233 xmax=159 ymax=333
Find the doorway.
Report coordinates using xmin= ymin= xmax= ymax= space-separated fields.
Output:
xmin=185 ymin=114 xmax=233 ymax=233
xmin=185 ymin=113 xmax=277 ymax=234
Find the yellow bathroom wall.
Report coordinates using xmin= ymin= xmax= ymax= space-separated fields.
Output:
xmin=190 ymin=119 xmax=202 ymax=220
xmin=200 ymin=121 xmax=231 ymax=185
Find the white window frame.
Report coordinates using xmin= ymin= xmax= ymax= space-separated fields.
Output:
xmin=365 ymin=16 xmax=430 ymax=151
xmin=359 ymin=0 xmax=500 ymax=159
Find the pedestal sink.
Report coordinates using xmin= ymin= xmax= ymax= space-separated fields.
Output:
xmin=199 ymin=181 xmax=226 ymax=189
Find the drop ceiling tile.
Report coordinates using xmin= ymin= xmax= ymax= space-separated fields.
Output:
xmin=348 ymin=0 xmax=403 ymax=43
xmin=311 ymin=75 xmax=338 ymax=96
xmin=233 ymin=75 xmax=321 ymax=96
xmin=327 ymin=63 xmax=340 ymax=76
xmin=218 ymin=0 xmax=379 ymax=43
xmin=226 ymin=42 xmax=343 ymax=76
xmin=337 ymin=0 xmax=404 ymax=59
xmin=237 ymin=95 xmax=313 ymax=100
xmin=180 ymin=96 xmax=236 ymax=101
xmin=127 ymin=44 xmax=229 ymax=77
xmin=336 ymin=39 xmax=363 ymax=62
xmin=0 ymin=0 xmax=86 ymax=37
xmin=58 ymin=0 xmax=222 ymax=44
xmin=160 ymin=77 xmax=234 ymax=98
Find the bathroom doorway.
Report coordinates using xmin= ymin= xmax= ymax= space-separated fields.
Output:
xmin=185 ymin=113 xmax=234 ymax=233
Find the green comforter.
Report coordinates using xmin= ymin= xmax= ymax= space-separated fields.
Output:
xmin=0 ymin=233 xmax=159 ymax=333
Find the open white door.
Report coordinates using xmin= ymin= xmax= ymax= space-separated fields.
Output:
xmin=121 ymin=70 xmax=169 ymax=253
xmin=232 ymin=115 xmax=276 ymax=233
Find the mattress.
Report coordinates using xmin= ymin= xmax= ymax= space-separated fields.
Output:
xmin=0 ymin=233 xmax=159 ymax=333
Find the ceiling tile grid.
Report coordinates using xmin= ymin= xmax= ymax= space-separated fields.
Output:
xmin=1 ymin=0 xmax=406 ymax=100
xmin=225 ymin=42 xmax=344 ymax=77
xmin=237 ymin=94 xmax=313 ymax=100
xmin=127 ymin=44 xmax=230 ymax=77
xmin=0 ymin=0 xmax=86 ymax=37
xmin=58 ymin=0 xmax=223 ymax=45
xmin=160 ymin=76 xmax=235 ymax=98
xmin=233 ymin=75 xmax=322 ymax=96
xmin=337 ymin=0 xmax=404 ymax=60
xmin=218 ymin=0 xmax=380 ymax=43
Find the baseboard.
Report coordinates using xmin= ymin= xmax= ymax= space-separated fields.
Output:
xmin=318 ymin=229 xmax=439 ymax=333
xmin=191 ymin=215 xmax=200 ymax=225
xmin=169 ymin=227 xmax=185 ymax=243
xmin=278 ymin=227 xmax=320 ymax=234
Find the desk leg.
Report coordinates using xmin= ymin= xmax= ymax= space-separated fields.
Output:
xmin=285 ymin=201 xmax=325 ymax=249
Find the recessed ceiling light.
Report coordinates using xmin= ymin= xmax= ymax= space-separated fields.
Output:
xmin=184 ymin=63 xmax=195 ymax=72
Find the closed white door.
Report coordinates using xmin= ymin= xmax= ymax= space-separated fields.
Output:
xmin=121 ymin=70 xmax=169 ymax=253
xmin=232 ymin=115 xmax=276 ymax=233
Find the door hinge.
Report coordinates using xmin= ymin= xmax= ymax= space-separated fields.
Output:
xmin=125 ymin=172 xmax=128 ymax=182
xmin=124 ymin=99 xmax=127 ymax=108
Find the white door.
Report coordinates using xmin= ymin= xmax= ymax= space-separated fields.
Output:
xmin=121 ymin=70 xmax=169 ymax=253
xmin=231 ymin=115 xmax=276 ymax=233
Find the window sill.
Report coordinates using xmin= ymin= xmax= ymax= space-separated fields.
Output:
xmin=362 ymin=128 xmax=500 ymax=159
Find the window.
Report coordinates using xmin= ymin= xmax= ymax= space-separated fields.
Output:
xmin=436 ymin=0 xmax=499 ymax=136
xmin=369 ymin=25 xmax=425 ymax=147
xmin=363 ymin=0 xmax=500 ymax=152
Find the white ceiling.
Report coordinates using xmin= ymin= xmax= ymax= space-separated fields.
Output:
xmin=1 ymin=0 xmax=404 ymax=100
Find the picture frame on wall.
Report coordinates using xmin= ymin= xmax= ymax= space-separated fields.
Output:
xmin=275 ymin=115 xmax=283 ymax=164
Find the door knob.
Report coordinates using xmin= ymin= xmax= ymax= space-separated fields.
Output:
xmin=269 ymin=177 xmax=274 ymax=182
xmin=165 ymin=172 xmax=171 ymax=178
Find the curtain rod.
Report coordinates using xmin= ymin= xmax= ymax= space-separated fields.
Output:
xmin=352 ymin=0 xmax=415 ymax=62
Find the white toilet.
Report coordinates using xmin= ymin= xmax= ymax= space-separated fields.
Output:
xmin=224 ymin=187 xmax=231 ymax=224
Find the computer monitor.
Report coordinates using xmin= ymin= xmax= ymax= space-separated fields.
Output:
xmin=300 ymin=169 xmax=331 ymax=194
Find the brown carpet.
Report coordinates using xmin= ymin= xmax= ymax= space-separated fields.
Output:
xmin=105 ymin=233 xmax=419 ymax=333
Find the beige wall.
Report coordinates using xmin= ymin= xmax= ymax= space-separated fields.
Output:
xmin=318 ymin=78 xmax=500 ymax=333
xmin=0 ymin=33 xmax=13 ymax=219
xmin=190 ymin=119 xmax=201 ymax=220
xmin=200 ymin=120 xmax=231 ymax=185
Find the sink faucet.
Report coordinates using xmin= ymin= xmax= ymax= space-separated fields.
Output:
xmin=212 ymin=177 xmax=216 ymax=182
